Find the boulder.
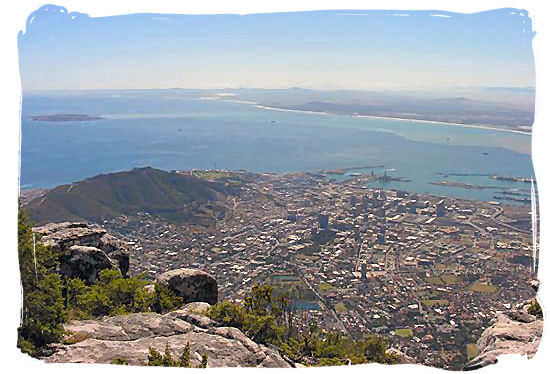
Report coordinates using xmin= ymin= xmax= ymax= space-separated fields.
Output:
xmin=59 ymin=245 xmax=114 ymax=284
xmin=465 ymin=307 xmax=543 ymax=370
xmin=44 ymin=310 xmax=291 ymax=367
xmin=157 ymin=268 xmax=218 ymax=305
xmin=33 ymin=222 xmax=130 ymax=277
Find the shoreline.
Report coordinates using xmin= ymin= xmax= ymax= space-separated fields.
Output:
xmin=253 ymin=104 xmax=532 ymax=136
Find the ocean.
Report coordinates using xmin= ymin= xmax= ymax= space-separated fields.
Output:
xmin=20 ymin=92 xmax=535 ymax=203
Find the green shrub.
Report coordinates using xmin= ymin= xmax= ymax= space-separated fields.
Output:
xmin=66 ymin=268 xmax=184 ymax=318
xmin=528 ymin=300 xmax=542 ymax=316
xmin=147 ymin=343 xmax=206 ymax=368
xmin=111 ymin=357 xmax=130 ymax=365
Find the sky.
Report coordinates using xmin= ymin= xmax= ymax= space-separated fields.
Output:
xmin=18 ymin=5 xmax=536 ymax=92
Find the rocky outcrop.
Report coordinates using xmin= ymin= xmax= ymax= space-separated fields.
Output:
xmin=157 ymin=268 xmax=218 ymax=305
xmin=33 ymin=222 xmax=130 ymax=278
xmin=59 ymin=245 xmax=115 ymax=284
xmin=465 ymin=303 xmax=543 ymax=370
xmin=385 ymin=347 xmax=416 ymax=364
xmin=44 ymin=306 xmax=291 ymax=368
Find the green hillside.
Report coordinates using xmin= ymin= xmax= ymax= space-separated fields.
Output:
xmin=26 ymin=167 xmax=241 ymax=225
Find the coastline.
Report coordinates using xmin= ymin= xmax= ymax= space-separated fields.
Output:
xmin=252 ymin=104 xmax=532 ymax=136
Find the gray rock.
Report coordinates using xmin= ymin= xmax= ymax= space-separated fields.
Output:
xmin=157 ymin=268 xmax=218 ymax=305
xmin=44 ymin=311 xmax=291 ymax=367
xmin=179 ymin=301 xmax=211 ymax=314
xmin=465 ymin=307 xmax=543 ymax=370
xmin=33 ymin=222 xmax=130 ymax=277
xmin=385 ymin=347 xmax=416 ymax=364
xmin=59 ymin=245 xmax=114 ymax=284
xmin=167 ymin=308 xmax=217 ymax=329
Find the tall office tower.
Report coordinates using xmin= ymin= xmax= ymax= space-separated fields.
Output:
xmin=318 ymin=213 xmax=329 ymax=229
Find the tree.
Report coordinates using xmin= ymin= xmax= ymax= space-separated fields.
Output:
xmin=147 ymin=345 xmax=178 ymax=367
xmin=179 ymin=342 xmax=191 ymax=367
xmin=147 ymin=344 xmax=207 ymax=368
xmin=198 ymin=353 xmax=208 ymax=368
xmin=207 ymin=282 xmax=398 ymax=367
xmin=17 ymin=207 xmax=67 ymax=356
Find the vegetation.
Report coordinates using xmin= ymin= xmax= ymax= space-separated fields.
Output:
xmin=422 ymin=299 xmax=449 ymax=307
xmin=25 ymin=167 xmax=240 ymax=225
xmin=111 ymin=357 xmax=130 ymax=365
xmin=426 ymin=274 xmax=460 ymax=286
xmin=527 ymin=299 xmax=542 ymax=316
xmin=147 ymin=343 xmax=208 ymax=368
xmin=62 ymin=331 xmax=91 ymax=345
xmin=334 ymin=302 xmax=347 ymax=314
xmin=64 ymin=269 xmax=184 ymax=319
xmin=18 ymin=206 xmax=396 ymax=366
xmin=319 ymin=282 xmax=334 ymax=292
xmin=17 ymin=208 xmax=67 ymax=356
xmin=207 ymin=284 xmax=398 ymax=366
xmin=394 ymin=329 xmax=413 ymax=338
xmin=17 ymin=207 xmax=183 ymax=356
xmin=466 ymin=343 xmax=478 ymax=360
xmin=467 ymin=281 xmax=498 ymax=294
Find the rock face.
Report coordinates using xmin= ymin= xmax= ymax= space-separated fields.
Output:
xmin=465 ymin=304 xmax=543 ymax=370
xmin=59 ymin=245 xmax=114 ymax=284
xmin=385 ymin=347 xmax=416 ymax=364
xmin=33 ymin=222 xmax=130 ymax=279
xmin=157 ymin=268 xmax=218 ymax=305
xmin=44 ymin=307 xmax=291 ymax=368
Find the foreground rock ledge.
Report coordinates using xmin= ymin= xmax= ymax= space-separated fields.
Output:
xmin=43 ymin=308 xmax=291 ymax=367
xmin=465 ymin=305 xmax=543 ymax=370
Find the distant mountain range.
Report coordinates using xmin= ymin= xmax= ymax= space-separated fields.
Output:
xmin=25 ymin=167 xmax=242 ymax=225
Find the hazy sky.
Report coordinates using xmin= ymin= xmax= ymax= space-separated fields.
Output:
xmin=18 ymin=5 xmax=536 ymax=91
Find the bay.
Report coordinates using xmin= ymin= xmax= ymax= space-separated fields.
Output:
xmin=20 ymin=92 xmax=534 ymax=202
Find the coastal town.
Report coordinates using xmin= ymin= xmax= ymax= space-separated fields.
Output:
xmin=99 ymin=169 xmax=538 ymax=370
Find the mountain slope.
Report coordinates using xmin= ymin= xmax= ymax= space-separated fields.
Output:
xmin=25 ymin=167 xmax=240 ymax=225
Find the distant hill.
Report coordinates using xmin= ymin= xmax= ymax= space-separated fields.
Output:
xmin=278 ymin=99 xmax=533 ymax=129
xmin=25 ymin=167 xmax=241 ymax=225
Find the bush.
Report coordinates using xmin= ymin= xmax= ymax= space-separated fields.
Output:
xmin=111 ymin=357 xmax=130 ymax=365
xmin=66 ymin=268 xmax=184 ymax=318
xmin=528 ymin=300 xmax=542 ymax=316
xmin=147 ymin=343 xmax=207 ymax=368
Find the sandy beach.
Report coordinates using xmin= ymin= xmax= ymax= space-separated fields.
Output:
xmin=253 ymin=104 xmax=532 ymax=136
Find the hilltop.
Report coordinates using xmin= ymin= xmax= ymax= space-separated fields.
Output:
xmin=25 ymin=167 xmax=243 ymax=226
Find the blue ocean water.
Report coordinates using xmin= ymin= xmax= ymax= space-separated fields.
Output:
xmin=20 ymin=93 xmax=535 ymax=202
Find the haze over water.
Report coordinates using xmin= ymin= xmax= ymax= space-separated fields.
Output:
xmin=20 ymin=92 xmax=534 ymax=203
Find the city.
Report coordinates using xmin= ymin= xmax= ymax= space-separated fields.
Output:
xmin=100 ymin=169 xmax=538 ymax=369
